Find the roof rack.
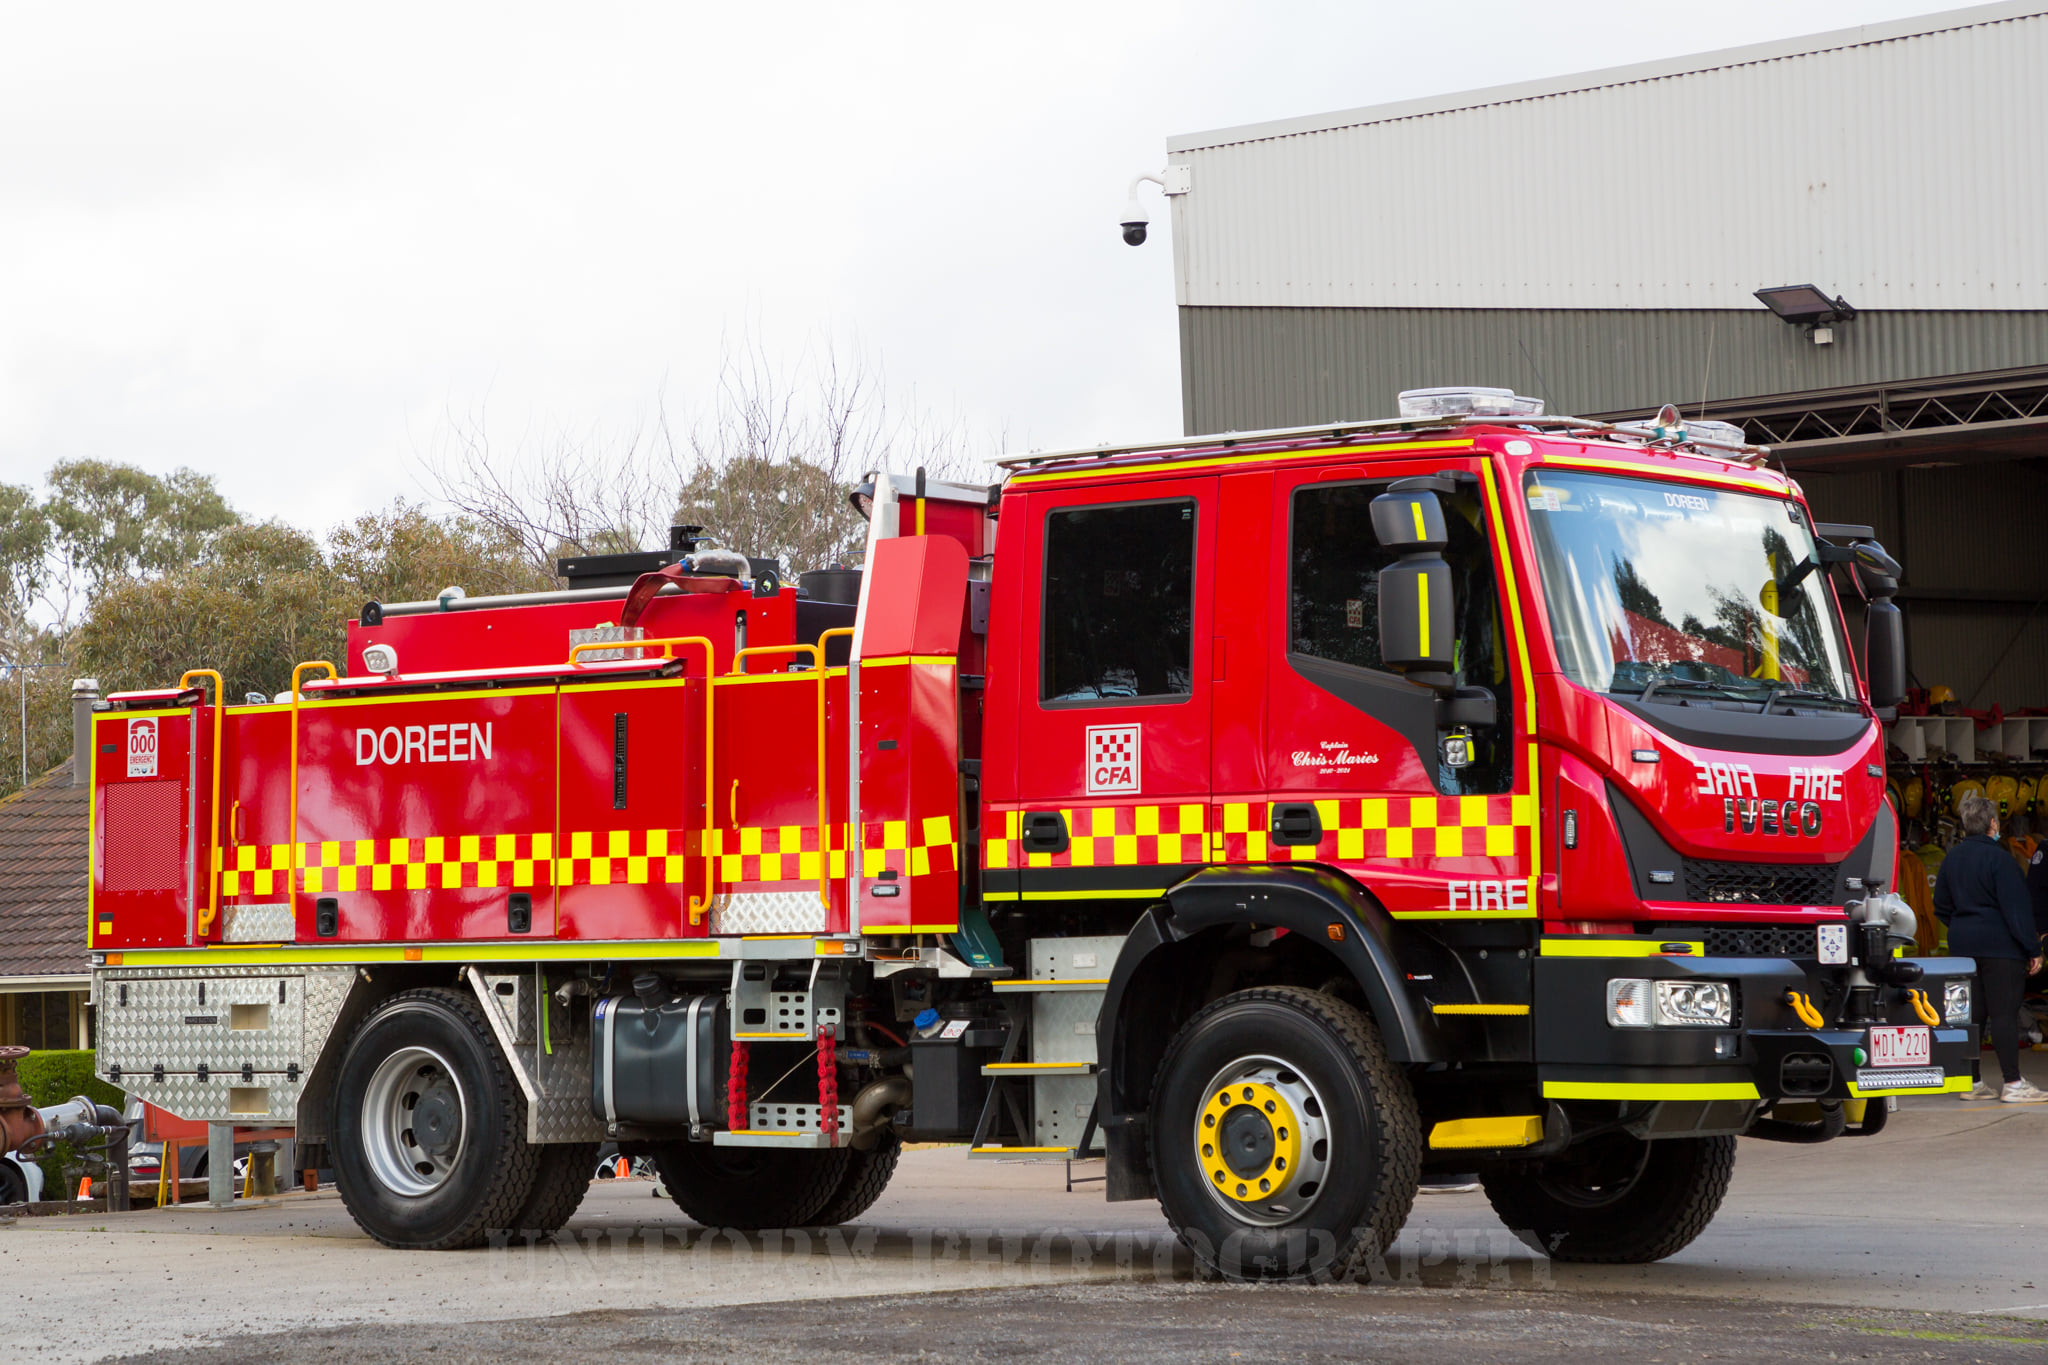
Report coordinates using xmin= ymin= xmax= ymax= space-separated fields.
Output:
xmin=990 ymin=413 xmax=1772 ymax=473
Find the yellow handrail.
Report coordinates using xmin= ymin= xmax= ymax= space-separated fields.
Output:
xmin=726 ymin=643 xmax=831 ymax=910
xmin=566 ymin=635 xmax=719 ymax=925
xmin=177 ymin=670 xmax=225 ymax=939
xmin=288 ymin=662 xmax=339 ymax=906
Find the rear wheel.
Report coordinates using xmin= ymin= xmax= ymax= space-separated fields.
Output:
xmin=511 ymin=1141 xmax=600 ymax=1236
xmin=330 ymin=988 xmax=539 ymax=1249
xmin=1149 ymin=986 xmax=1420 ymax=1281
xmin=811 ymin=1134 xmax=902 ymax=1225
xmin=1481 ymin=1132 xmax=1735 ymax=1263
xmin=652 ymin=1142 xmax=851 ymax=1229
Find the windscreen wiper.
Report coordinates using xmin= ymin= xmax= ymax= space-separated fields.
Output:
xmin=1760 ymin=686 xmax=1859 ymax=714
xmin=1625 ymin=678 xmax=1747 ymax=704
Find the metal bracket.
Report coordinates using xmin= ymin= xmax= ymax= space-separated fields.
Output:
xmin=466 ymin=966 xmax=540 ymax=1104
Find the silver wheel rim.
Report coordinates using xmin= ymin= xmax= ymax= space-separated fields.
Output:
xmin=1193 ymin=1054 xmax=1331 ymax=1226
xmin=360 ymin=1045 xmax=468 ymax=1197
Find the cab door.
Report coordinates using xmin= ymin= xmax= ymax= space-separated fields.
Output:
xmin=989 ymin=476 xmax=1216 ymax=907
xmin=1253 ymin=456 xmax=1534 ymax=921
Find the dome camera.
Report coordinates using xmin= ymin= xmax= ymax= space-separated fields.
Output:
xmin=1121 ymin=217 xmax=1149 ymax=247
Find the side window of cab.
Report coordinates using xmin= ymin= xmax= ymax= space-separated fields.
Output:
xmin=1041 ymin=499 xmax=1196 ymax=705
xmin=1288 ymin=480 xmax=1515 ymax=795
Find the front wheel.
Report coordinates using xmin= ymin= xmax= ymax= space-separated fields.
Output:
xmin=329 ymin=988 xmax=539 ymax=1249
xmin=1149 ymin=986 xmax=1420 ymax=1281
xmin=1481 ymin=1133 xmax=1735 ymax=1263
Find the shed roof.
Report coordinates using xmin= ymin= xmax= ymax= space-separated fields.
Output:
xmin=0 ymin=759 xmax=89 ymax=984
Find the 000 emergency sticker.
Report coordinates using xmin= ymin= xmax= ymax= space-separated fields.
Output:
xmin=126 ymin=717 xmax=158 ymax=778
xmin=1085 ymin=725 xmax=1140 ymax=795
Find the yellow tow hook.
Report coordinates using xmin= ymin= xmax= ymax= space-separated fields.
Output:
xmin=1784 ymin=989 xmax=1826 ymax=1029
xmin=1907 ymin=988 xmax=1942 ymax=1027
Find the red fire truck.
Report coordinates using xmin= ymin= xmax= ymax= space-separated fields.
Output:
xmin=88 ymin=392 xmax=1976 ymax=1280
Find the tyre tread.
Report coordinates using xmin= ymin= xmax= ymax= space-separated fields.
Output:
xmin=1481 ymin=1133 xmax=1736 ymax=1264
xmin=811 ymin=1135 xmax=902 ymax=1225
xmin=1149 ymin=984 xmax=1421 ymax=1282
xmin=332 ymin=986 xmax=540 ymax=1250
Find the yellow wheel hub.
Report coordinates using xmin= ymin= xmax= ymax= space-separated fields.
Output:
xmin=1198 ymin=1080 xmax=1301 ymax=1206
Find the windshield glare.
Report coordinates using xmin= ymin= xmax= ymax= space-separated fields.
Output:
xmin=1523 ymin=470 xmax=1859 ymax=707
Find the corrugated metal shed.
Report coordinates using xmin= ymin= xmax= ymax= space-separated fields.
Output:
xmin=1166 ymin=3 xmax=2048 ymax=312
xmin=1178 ymin=306 xmax=2048 ymax=430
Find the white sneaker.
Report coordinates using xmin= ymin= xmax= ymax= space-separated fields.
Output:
xmin=1959 ymin=1081 xmax=2000 ymax=1100
xmin=2000 ymin=1079 xmax=2048 ymax=1104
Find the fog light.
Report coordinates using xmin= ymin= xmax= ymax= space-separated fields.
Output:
xmin=1943 ymin=979 xmax=1972 ymax=1024
xmin=1714 ymin=1034 xmax=1739 ymax=1058
xmin=1606 ymin=979 xmax=1651 ymax=1028
xmin=1654 ymin=980 xmax=1734 ymax=1026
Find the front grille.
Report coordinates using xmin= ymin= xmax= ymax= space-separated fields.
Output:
xmin=1697 ymin=926 xmax=1821 ymax=958
xmin=1681 ymin=859 xmax=1839 ymax=906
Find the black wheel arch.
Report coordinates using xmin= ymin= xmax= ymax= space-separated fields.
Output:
xmin=1096 ymin=864 xmax=1442 ymax=1201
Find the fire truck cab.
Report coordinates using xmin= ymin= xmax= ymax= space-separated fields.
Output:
xmin=88 ymin=392 xmax=1977 ymax=1280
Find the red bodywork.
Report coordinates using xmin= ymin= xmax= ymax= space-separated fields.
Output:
xmin=89 ymin=430 xmax=1884 ymax=952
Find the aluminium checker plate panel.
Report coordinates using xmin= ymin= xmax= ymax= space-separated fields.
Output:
xmin=95 ymin=965 xmax=355 ymax=1125
xmin=710 ymin=890 xmax=831 ymax=936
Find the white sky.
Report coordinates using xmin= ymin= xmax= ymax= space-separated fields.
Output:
xmin=0 ymin=0 xmax=1945 ymax=537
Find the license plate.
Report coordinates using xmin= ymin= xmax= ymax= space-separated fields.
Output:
xmin=1816 ymin=923 xmax=1849 ymax=965
xmin=1869 ymin=1025 xmax=1931 ymax=1067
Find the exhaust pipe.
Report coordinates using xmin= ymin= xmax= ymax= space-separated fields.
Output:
xmin=848 ymin=1077 xmax=910 ymax=1150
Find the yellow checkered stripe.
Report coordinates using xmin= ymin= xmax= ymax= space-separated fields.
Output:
xmin=861 ymin=816 xmax=958 ymax=878
xmin=696 ymin=824 xmax=849 ymax=887
xmin=985 ymin=804 xmax=1209 ymax=870
xmin=219 ymin=834 xmax=559 ymax=896
xmin=1218 ymin=795 xmax=1537 ymax=862
xmin=557 ymin=827 xmax=699 ymax=888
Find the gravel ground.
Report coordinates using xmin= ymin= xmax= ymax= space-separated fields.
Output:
xmin=102 ymin=1281 xmax=2048 ymax=1364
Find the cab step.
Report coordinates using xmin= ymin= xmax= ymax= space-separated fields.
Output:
xmin=981 ymin=1061 xmax=1096 ymax=1077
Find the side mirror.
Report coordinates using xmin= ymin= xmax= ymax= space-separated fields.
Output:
xmin=1371 ymin=488 xmax=1455 ymax=684
xmin=1865 ymin=596 xmax=1906 ymax=709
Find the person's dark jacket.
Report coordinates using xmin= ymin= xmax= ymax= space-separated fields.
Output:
xmin=2027 ymin=845 xmax=2048 ymax=939
xmin=1934 ymin=834 xmax=2040 ymax=959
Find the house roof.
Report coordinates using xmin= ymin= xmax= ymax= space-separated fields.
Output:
xmin=0 ymin=758 xmax=89 ymax=982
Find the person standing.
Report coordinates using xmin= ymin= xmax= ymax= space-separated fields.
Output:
xmin=1936 ymin=792 xmax=2046 ymax=1102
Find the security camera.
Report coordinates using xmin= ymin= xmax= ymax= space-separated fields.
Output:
xmin=1121 ymin=172 xmax=1164 ymax=247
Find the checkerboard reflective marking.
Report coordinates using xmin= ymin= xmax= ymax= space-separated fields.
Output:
xmin=984 ymin=794 xmax=1533 ymax=870
xmin=984 ymin=804 xmax=1209 ymax=869
xmin=1216 ymin=795 xmax=1537 ymax=861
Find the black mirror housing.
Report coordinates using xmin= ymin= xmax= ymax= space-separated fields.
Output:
xmin=1369 ymin=489 xmax=1448 ymax=551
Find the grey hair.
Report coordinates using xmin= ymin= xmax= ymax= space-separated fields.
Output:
xmin=1958 ymin=790 xmax=1997 ymax=837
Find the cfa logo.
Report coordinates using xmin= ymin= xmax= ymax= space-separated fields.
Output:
xmin=1085 ymin=725 xmax=1140 ymax=795
xmin=355 ymin=723 xmax=495 ymax=766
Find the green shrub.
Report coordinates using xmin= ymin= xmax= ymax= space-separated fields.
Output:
xmin=10 ymin=1050 xmax=126 ymax=1199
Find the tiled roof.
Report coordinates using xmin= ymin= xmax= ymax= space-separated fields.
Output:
xmin=0 ymin=758 xmax=89 ymax=980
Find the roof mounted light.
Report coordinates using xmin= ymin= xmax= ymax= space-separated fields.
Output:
xmin=849 ymin=475 xmax=877 ymax=521
xmin=1397 ymin=387 xmax=1543 ymax=420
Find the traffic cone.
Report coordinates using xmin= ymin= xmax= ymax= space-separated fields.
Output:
xmin=615 ymin=1156 xmax=629 ymax=1179
xmin=78 ymin=1176 xmax=92 ymax=1199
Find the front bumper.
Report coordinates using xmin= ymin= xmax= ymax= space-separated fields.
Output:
xmin=1534 ymin=950 xmax=1978 ymax=1104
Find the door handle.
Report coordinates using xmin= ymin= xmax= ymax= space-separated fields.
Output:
xmin=1020 ymin=811 xmax=1069 ymax=854
xmin=1270 ymin=803 xmax=1323 ymax=847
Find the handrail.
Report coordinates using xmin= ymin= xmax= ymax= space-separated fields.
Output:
xmin=566 ymin=635 xmax=718 ymax=925
xmin=177 ymin=670 xmax=225 ymax=939
xmin=287 ymin=662 xmax=339 ymax=908
xmin=816 ymin=628 xmax=857 ymax=930
xmin=724 ymin=644 xmax=831 ymax=911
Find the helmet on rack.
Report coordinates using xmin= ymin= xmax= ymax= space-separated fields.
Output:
xmin=1929 ymin=683 xmax=1958 ymax=713
xmin=1950 ymin=777 xmax=1985 ymax=816
xmin=1987 ymin=773 xmax=2020 ymax=819
xmin=1903 ymin=776 xmax=1925 ymax=819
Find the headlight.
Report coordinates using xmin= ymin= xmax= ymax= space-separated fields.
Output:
xmin=1943 ymin=979 xmax=1972 ymax=1024
xmin=1606 ymin=978 xmax=1734 ymax=1027
xmin=1655 ymin=980 xmax=1734 ymax=1026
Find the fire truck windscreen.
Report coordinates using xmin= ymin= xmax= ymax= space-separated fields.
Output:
xmin=1522 ymin=470 xmax=1859 ymax=708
